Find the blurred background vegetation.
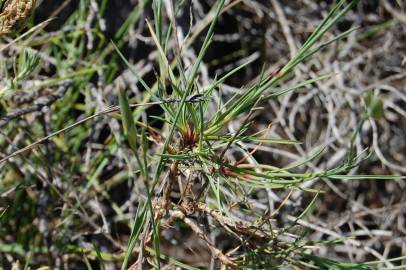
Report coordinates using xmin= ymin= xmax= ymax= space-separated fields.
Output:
xmin=0 ymin=0 xmax=405 ymax=269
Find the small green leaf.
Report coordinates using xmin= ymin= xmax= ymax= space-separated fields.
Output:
xmin=365 ymin=91 xmax=384 ymax=119
xmin=121 ymin=205 xmax=148 ymax=270
xmin=158 ymin=153 xmax=196 ymax=160
xmin=365 ymin=91 xmax=373 ymax=107
xmin=118 ymin=79 xmax=138 ymax=151
xmin=369 ymin=98 xmax=384 ymax=119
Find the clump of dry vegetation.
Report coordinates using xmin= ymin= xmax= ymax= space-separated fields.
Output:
xmin=0 ymin=0 xmax=405 ymax=269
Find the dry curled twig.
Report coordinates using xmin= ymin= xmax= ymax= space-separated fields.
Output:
xmin=166 ymin=209 xmax=238 ymax=268
xmin=0 ymin=80 xmax=72 ymax=128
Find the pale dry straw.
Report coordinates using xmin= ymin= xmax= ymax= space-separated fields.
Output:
xmin=0 ymin=0 xmax=35 ymax=35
